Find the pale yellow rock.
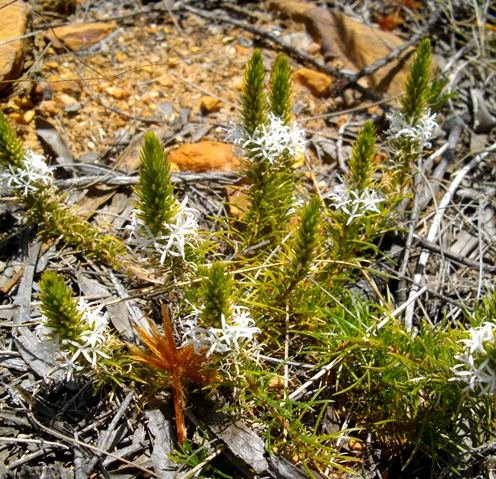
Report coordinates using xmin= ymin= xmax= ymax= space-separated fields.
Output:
xmin=23 ymin=110 xmax=35 ymax=124
xmin=293 ymin=68 xmax=333 ymax=97
xmin=200 ymin=96 xmax=223 ymax=114
xmin=0 ymin=0 xmax=30 ymax=92
xmin=155 ymin=74 xmax=173 ymax=87
xmin=57 ymin=93 xmax=79 ymax=108
xmin=39 ymin=100 xmax=59 ymax=116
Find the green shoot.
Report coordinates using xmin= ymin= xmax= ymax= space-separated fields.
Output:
xmin=346 ymin=121 xmax=377 ymax=193
xmin=400 ymin=38 xmax=432 ymax=125
xmin=202 ymin=263 xmax=233 ymax=325
xmin=241 ymin=49 xmax=267 ymax=136
xmin=134 ymin=131 xmax=178 ymax=236
xmin=0 ymin=111 xmax=24 ymax=169
xmin=270 ymin=53 xmax=292 ymax=124
xmin=39 ymin=271 xmax=85 ymax=344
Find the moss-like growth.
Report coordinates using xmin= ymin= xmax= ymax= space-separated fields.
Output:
xmin=400 ymin=38 xmax=432 ymax=125
xmin=286 ymin=196 xmax=321 ymax=287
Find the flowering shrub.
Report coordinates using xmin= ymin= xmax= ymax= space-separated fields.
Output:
xmin=1 ymin=39 xmax=494 ymax=477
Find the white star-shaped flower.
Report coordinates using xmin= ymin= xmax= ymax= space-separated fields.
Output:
xmin=36 ymin=299 xmax=110 ymax=379
xmin=127 ymin=196 xmax=199 ymax=263
xmin=181 ymin=305 xmax=260 ymax=357
xmin=227 ymin=113 xmax=306 ymax=165
xmin=387 ymin=110 xmax=438 ymax=151
xmin=450 ymin=321 xmax=496 ymax=396
xmin=1 ymin=150 xmax=53 ymax=197
xmin=327 ymin=184 xmax=383 ymax=225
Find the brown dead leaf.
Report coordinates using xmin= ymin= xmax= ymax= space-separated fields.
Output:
xmin=376 ymin=10 xmax=404 ymax=32
xmin=396 ymin=0 xmax=423 ymax=9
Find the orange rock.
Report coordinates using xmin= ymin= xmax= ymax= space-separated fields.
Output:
xmin=142 ymin=91 xmax=160 ymax=105
xmin=43 ymin=75 xmax=82 ymax=95
xmin=293 ymin=68 xmax=332 ymax=97
xmin=11 ymin=95 xmax=32 ymax=109
xmin=9 ymin=112 xmax=25 ymax=124
xmin=234 ymin=44 xmax=251 ymax=56
xmin=0 ymin=0 xmax=30 ymax=92
xmin=268 ymin=0 xmax=313 ymax=17
xmin=46 ymin=22 xmax=117 ymax=51
xmin=168 ymin=141 xmax=240 ymax=172
xmin=115 ymin=51 xmax=127 ymax=63
xmin=200 ymin=96 xmax=223 ymax=114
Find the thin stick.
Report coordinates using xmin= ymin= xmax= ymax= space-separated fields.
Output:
xmin=27 ymin=411 xmax=157 ymax=476
xmin=85 ymin=391 xmax=135 ymax=474
xmin=54 ymin=171 xmax=239 ymax=189
xmin=289 ymin=356 xmax=342 ymax=401
xmin=403 ymin=143 xmax=496 ymax=330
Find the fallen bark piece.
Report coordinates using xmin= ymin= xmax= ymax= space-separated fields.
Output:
xmin=203 ymin=412 xmax=269 ymax=474
xmin=145 ymin=409 xmax=178 ymax=478
xmin=46 ymin=22 xmax=117 ymax=51
xmin=38 ymin=0 xmax=76 ymax=16
xmin=0 ymin=0 xmax=30 ymax=92
xmin=269 ymin=0 xmax=416 ymax=96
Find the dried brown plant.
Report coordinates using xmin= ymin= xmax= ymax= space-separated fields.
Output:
xmin=129 ymin=305 xmax=216 ymax=443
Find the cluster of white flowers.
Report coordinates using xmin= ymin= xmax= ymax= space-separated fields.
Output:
xmin=451 ymin=321 xmax=496 ymax=395
xmin=0 ymin=150 xmax=53 ymax=197
xmin=181 ymin=305 xmax=260 ymax=357
xmin=227 ymin=113 xmax=306 ymax=164
xmin=327 ymin=184 xmax=383 ymax=225
xmin=387 ymin=110 xmax=438 ymax=152
xmin=127 ymin=197 xmax=198 ymax=263
xmin=36 ymin=300 xmax=110 ymax=379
